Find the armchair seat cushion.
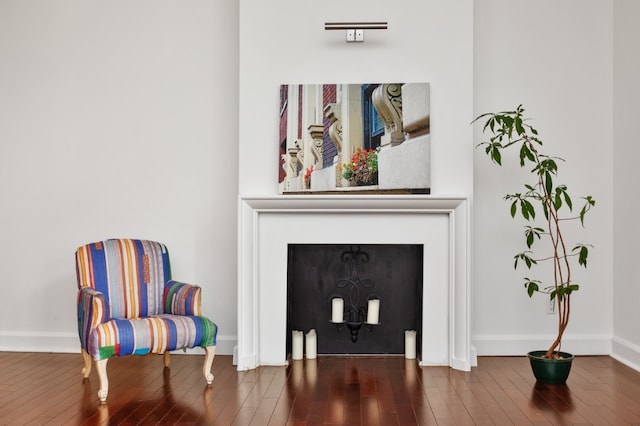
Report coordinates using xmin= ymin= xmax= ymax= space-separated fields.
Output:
xmin=89 ymin=314 xmax=217 ymax=361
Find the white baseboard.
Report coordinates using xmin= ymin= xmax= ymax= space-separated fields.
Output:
xmin=236 ymin=353 xmax=257 ymax=371
xmin=470 ymin=344 xmax=478 ymax=366
xmin=0 ymin=331 xmax=80 ymax=353
xmin=0 ymin=331 xmax=237 ymax=356
xmin=5 ymin=331 xmax=632 ymax=372
xmin=611 ymin=336 xmax=640 ymax=372
xmin=473 ymin=333 xmax=612 ymax=356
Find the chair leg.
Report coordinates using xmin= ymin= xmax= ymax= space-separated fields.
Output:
xmin=203 ymin=346 xmax=216 ymax=385
xmin=163 ymin=351 xmax=171 ymax=367
xmin=81 ymin=349 xmax=92 ymax=378
xmin=96 ymin=358 xmax=109 ymax=403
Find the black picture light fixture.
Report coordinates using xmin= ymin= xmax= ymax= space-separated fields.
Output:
xmin=324 ymin=21 xmax=388 ymax=42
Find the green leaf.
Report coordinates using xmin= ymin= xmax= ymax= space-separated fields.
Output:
xmin=519 ymin=144 xmax=527 ymax=166
xmin=573 ymin=244 xmax=590 ymax=267
xmin=524 ymin=226 xmax=542 ymax=248
xmin=579 ymin=207 xmax=586 ymax=225
xmin=554 ymin=192 xmax=562 ymax=210
xmin=566 ymin=284 xmax=580 ymax=294
xmin=520 ymin=200 xmax=530 ymax=220
xmin=579 ymin=196 xmax=596 ymax=225
xmin=522 ymin=199 xmax=535 ymax=220
xmin=487 ymin=143 xmax=502 ymax=165
xmin=563 ymin=190 xmax=573 ymax=211
xmin=510 ymin=200 xmax=517 ymax=218
xmin=514 ymin=252 xmax=537 ymax=270
xmin=477 ymin=115 xmax=493 ymax=132
xmin=544 ymin=171 xmax=553 ymax=195
xmin=515 ymin=116 xmax=525 ymax=135
xmin=518 ymin=143 xmax=535 ymax=166
xmin=503 ymin=116 xmax=514 ymax=131
xmin=524 ymin=278 xmax=541 ymax=297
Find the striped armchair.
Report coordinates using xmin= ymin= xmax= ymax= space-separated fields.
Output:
xmin=75 ymin=239 xmax=217 ymax=402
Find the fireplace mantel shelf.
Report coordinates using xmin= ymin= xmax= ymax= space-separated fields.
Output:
xmin=239 ymin=194 xmax=467 ymax=211
xmin=238 ymin=194 xmax=475 ymax=372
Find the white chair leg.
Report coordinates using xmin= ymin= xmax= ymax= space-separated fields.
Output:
xmin=96 ymin=358 xmax=109 ymax=403
xmin=203 ymin=346 xmax=216 ymax=385
xmin=81 ymin=349 xmax=92 ymax=378
xmin=163 ymin=351 xmax=171 ymax=367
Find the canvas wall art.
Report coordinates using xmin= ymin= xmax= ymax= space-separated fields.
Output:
xmin=278 ymin=83 xmax=430 ymax=194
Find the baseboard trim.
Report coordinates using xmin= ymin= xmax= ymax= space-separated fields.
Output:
xmin=611 ymin=336 xmax=640 ymax=372
xmin=5 ymin=331 xmax=629 ymax=371
xmin=0 ymin=331 xmax=237 ymax=356
xmin=473 ymin=333 xmax=612 ymax=356
xmin=0 ymin=331 xmax=80 ymax=353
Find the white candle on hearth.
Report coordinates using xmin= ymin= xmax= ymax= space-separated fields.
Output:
xmin=405 ymin=330 xmax=417 ymax=359
xmin=331 ymin=298 xmax=344 ymax=323
xmin=305 ymin=329 xmax=317 ymax=359
xmin=292 ymin=330 xmax=303 ymax=360
xmin=366 ymin=299 xmax=380 ymax=324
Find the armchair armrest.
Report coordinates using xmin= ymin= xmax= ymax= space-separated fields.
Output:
xmin=77 ymin=287 xmax=109 ymax=353
xmin=164 ymin=280 xmax=202 ymax=316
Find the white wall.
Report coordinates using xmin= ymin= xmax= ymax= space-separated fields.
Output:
xmin=0 ymin=0 xmax=239 ymax=354
xmin=473 ymin=0 xmax=614 ymax=355
xmin=612 ymin=0 xmax=640 ymax=370
xmin=2 ymin=0 xmax=637 ymax=367
xmin=238 ymin=0 xmax=474 ymax=197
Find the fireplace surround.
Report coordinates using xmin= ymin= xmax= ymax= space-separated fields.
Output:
xmin=237 ymin=195 xmax=475 ymax=371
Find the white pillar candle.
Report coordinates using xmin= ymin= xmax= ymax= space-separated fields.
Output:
xmin=331 ymin=298 xmax=344 ymax=323
xmin=292 ymin=330 xmax=303 ymax=360
xmin=405 ymin=330 xmax=417 ymax=359
xmin=366 ymin=299 xmax=380 ymax=324
xmin=305 ymin=329 xmax=317 ymax=359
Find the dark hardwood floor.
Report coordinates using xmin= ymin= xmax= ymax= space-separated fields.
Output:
xmin=1 ymin=352 xmax=639 ymax=425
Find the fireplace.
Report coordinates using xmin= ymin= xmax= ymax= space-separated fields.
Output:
xmin=286 ymin=244 xmax=424 ymax=356
xmin=237 ymin=195 xmax=474 ymax=371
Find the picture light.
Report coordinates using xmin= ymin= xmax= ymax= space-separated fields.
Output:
xmin=324 ymin=21 xmax=388 ymax=42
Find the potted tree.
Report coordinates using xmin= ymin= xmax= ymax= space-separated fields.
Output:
xmin=473 ymin=105 xmax=595 ymax=384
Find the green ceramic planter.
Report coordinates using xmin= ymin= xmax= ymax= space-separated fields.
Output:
xmin=527 ymin=350 xmax=574 ymax=384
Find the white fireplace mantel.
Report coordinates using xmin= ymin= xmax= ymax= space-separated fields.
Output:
xmin=237 ymin=195 xmax=475 ymax=371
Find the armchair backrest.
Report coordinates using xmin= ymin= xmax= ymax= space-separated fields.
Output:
xmin=76 ymin=239 xmax=171 ymax=319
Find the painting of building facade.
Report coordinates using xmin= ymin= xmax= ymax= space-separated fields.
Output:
xmin=278 ymin=83 xmax=430 ymax=194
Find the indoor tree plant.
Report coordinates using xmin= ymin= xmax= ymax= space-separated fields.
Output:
xmin=473 ymin=105 xmax=595 ymax=384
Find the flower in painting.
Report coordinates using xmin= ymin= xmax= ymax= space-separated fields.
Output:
xmin=304 ymin=165 xmax=314 ymax=188
xmin=341 ymin=148 xmax=378 ymax=183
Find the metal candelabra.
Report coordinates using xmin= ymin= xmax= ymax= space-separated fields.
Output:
xmin=330 ymin=245 xmax=380 ymax=342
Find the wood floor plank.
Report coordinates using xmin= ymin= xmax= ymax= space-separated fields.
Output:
xmin=2 ymin=352 xmax=640 ymax=425
xmin=472 ymin=363 xmax=534 ymax=424
xmin=466 ymin=380 xmax=514 ymax=425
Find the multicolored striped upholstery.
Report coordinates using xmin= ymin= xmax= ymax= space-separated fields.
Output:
xmin=76 ymin=239 xmax=217 ymax=361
